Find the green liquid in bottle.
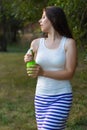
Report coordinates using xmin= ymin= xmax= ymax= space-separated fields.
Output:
xmin=26 ymin=48 xmax=36 ymax=68
xmin=26 ymin=60 xmax=36 ymax=68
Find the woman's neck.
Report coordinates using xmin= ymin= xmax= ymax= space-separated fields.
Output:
xmin=45 ymin=31 xmax=63 ymax=49
xmin=47 ymin=31 xmax=62 ymax=42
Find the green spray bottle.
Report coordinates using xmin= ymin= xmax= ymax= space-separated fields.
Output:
xmin=26 ymin=48 xmax=36 ymax=68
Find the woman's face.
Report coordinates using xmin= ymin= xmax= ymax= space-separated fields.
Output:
xmin=39 ymin=11 xmax=52 ymax=32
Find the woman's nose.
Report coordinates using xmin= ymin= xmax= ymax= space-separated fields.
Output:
xmin=38 ymin=19 xmax=41 ymax=23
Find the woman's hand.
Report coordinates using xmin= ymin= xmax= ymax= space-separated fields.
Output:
xmin=27 ymin=64 xmax=43 ymax=78
xmin=24 ymin=54 xmax=33 ymax=63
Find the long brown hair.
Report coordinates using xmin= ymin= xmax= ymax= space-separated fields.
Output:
xmin=44 ymin=6 xmax=73 ymax=38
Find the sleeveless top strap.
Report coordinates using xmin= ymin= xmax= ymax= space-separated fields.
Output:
xmin=61 ymin=37 xmax=67 ymax=50
xmin=39 ymin=37 xmax=67 ymax=51
xmin=38 ymin=38 xmax=44 ymax=49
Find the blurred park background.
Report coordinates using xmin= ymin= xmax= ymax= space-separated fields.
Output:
xmin=0 ymin=0 xmax=87 ymax=130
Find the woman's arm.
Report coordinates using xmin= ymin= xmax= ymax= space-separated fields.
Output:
xmin=24 ymin=38 xmax=40 ymax=63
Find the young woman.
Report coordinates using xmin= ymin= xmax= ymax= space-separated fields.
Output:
xmin=24 ymin=6 xmax=77 ymax=130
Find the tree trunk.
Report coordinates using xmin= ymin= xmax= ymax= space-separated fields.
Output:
xmin=0 ymin=24 xmax=7 ymax=52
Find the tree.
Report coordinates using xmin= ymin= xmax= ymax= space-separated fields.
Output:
xmin=0 ymin=0 xmax=86 ymax=51
xmin=0 ymin=0 xmax=48 ymax=51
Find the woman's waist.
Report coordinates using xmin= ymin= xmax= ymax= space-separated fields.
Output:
xmin=36 ymin=77 xmax=72 ymax=95
xmin=37 ymin=76 xmax=71 ymax=88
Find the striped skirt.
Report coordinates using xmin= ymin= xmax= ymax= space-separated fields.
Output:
xmin=34 ymin=93 xmax=73 ymax=130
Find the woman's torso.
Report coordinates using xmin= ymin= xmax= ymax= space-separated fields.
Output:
xmin=35 ymin=36 xmax=72 ymax=95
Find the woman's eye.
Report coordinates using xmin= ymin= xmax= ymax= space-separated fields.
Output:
xmin=42 ymin=15 xmax=45 ymax=19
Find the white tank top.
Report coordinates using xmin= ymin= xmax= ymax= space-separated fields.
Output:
xmin=35 ymin=37 xmax=72 ymax=95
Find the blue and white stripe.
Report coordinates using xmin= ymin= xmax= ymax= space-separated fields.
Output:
xmin=34 ymin=93 xmax=73 ymax=130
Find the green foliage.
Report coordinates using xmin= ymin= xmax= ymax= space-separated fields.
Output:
xmin=0 ymin=0 xmax=48 ymax=25
xmin=48 ymin=0 xmax=87 ymax=45
xmin=0 ymin=0 xmax=48 ymax=49
xmin=0 ymin=0 xmax=87 ymax=49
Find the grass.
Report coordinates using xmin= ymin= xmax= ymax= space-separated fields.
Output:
xmin=0 ymin=50 xmax=87 ymax=130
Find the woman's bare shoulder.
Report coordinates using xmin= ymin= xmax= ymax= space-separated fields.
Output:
xmin=31 ymin=37 xmax=43 ymax=52
xmin=66 ymin=38 xmax=76 ymax=45
xmin=65 ymin=38 xmax=76 ymax=50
